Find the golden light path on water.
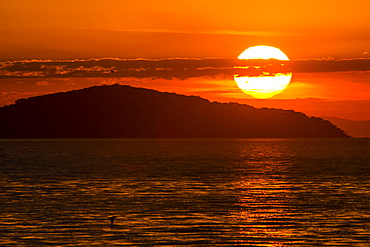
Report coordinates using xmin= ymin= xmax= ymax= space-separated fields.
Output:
xmin=234 ymin=45 xmax=292 ymax=99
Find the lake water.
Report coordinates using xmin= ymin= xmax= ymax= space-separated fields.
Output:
xmin=0 ymin=138 xmax=369 ymax=246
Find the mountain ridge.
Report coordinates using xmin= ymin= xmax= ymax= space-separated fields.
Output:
xmin=322 ymin=116 xmax=370 ymax=138
xmin=0 ymin=84 xmax=350 ymax=138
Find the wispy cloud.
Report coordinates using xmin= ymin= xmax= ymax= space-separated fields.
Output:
xmin=36 ymin=81 xmax=53 ymax=86
xmin=104 ymin=29 xmax=286 ymax=37
xmin=66 ymin=26 xmax=288 ymax=37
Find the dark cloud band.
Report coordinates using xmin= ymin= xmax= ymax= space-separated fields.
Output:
xmin=1 ymin=57 xmax=369 ymax=79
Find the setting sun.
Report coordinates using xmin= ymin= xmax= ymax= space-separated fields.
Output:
xmin=234 ymin=45 xmax=292 ymax=99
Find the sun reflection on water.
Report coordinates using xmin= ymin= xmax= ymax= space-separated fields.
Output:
xmin=226 ymin=141 xmax=302 ymax=245
xmin=229 ymin=175 xmax=302 ymax=246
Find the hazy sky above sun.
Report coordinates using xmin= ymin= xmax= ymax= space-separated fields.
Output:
xmin=1 ymin=0 xmax=370 ymax=125
xmin=1 ymin=0 xmax=369 ymax=60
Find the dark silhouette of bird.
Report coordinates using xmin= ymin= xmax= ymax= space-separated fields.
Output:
xmin=110 ymin=69 xmax=115 ymax=73
xmin=108 ymin=216 xmax=117 ymax=227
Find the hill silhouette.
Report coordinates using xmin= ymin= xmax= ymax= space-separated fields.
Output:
xmin=0 ymin=84 xmax=350 ymax=138
xmin=322 ymin=116 xmax=370 ymax=138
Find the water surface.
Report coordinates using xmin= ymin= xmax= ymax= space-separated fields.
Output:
xmin=1 ymin=138 xmax=369 ymax=246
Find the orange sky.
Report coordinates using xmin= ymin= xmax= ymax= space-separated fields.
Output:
xmin=0 ymin=0 xmax=370 ymax=126
xmin=1 ymin=0 xmax=369 ymax=60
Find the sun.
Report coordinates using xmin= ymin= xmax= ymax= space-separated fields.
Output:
xmin=234 ymin=45 xmax=292 ymax=99
xmin=238 ymin=45 xmax=289 ymax=60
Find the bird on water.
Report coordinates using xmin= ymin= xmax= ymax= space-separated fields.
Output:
xmin=108 ymin=216 xmax=117 ymax=227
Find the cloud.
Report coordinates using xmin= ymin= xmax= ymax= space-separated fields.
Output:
xmin=76 ymin=27 xmax=287 ymax=37
xmin=289 ymin=58 xmax=370 ymax=73
xmin=36 ymin=81 xmax=53 ymax=86
xmin=0 ymin=57 xmax=369 ymax=80
xmin=0 ymin=58 xmax=236 ymax=80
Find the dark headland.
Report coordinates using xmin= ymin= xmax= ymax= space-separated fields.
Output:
xmin=0 ymin=84 xmax=350 ymax=138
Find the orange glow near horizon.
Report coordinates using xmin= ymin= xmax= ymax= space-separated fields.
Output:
xmin=234 ymin=73 xmax=293 ymax=99
xmin=2 ymin=71 xmax=370 ymax=122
